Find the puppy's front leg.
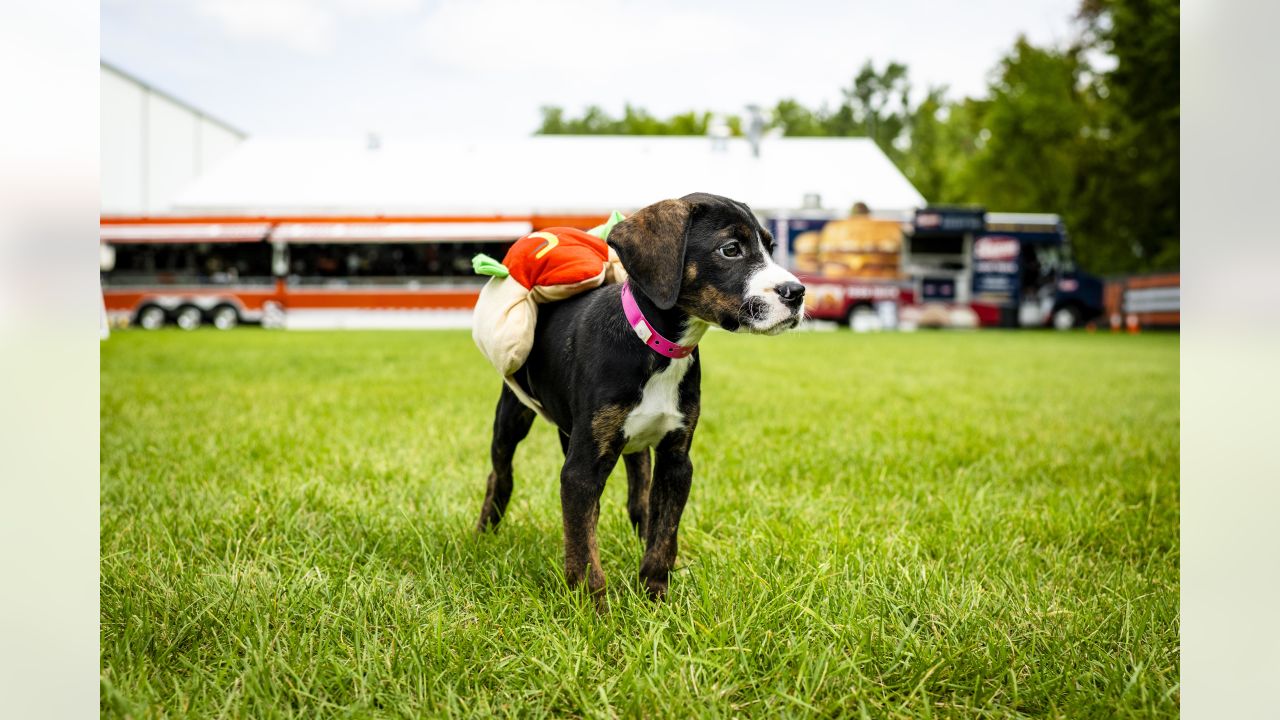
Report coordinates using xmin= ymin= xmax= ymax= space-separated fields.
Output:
xmin=623 ymin=450 xmax=651 ymax=540
xmin=639 ymin=437 xmax=693 ymax=600
xmin=560 ymin=430 xmax=619 ymax=608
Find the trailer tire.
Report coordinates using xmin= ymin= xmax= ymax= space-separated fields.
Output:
xmin=135 ymin=304 xmax=167 ymax=331
xmin=210 ymin=304 xmax=240 ymax=330
xmin=846 ymin=303 xmax=879 ymax=333
xmin=174 ymin=305 xmax=203 ymax=331
xmin=1052 ymin=304 xmax=1082 ymax=330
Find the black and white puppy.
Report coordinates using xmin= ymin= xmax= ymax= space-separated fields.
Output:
xmin=475 ymin=192 xmax=804 ymax=604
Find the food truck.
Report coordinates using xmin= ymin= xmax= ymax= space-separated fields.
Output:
xmin=771 ymin=213 xmax=913 ymax=330
xmin=904 ymin=207 xmax=1104 ymax=329
xmin=773 ymin=207 xmax=1104 ymax=329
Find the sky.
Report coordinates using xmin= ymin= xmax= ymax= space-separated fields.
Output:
xmin=102 ymin=0 xmax=1083 ymax=140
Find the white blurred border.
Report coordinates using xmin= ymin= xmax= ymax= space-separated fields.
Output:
xmin=0 ymin=3 xmax=100 ymax=718
xmin=1182 ymin=1 xmax=1280 ymax=717
xmin=0 ymin=2 xmax=1277 ymax=717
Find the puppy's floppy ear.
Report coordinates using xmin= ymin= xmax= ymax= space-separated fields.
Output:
xmin=607 ymin=198 xmax=692 ymax=310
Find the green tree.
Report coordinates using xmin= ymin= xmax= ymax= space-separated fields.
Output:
xmin=1078 ymin=0 xmax=1180 ymax=270
xmin=667 ymin=110 xmax=712 ymax=135
xmin=537 ymin=106 xmax=566 ymax=134
xmin=844 ymin=61 xmax=912 ymax=161
xmin=940 ymin=37 xmax=1141 ymax=271
xmin=949 ymin=39 xmax=1097 ymax=211
xmin=899 ymin=87 xmax=955 ymax=200
xmin=538 ymin=105 xmax=727 ymax=136
xmin=770 ymin=98 xmax=826 ymax=136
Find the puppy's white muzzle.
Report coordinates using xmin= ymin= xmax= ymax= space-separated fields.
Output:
xmin=743 ymin=258 xmax=805 ymax=334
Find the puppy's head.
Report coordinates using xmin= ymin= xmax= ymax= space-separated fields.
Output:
xmin=608 ymin=192 xmax=805 ymax=334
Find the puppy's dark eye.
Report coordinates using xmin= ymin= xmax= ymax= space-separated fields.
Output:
xmin=718 ymin=241 xmax=743 ymax=259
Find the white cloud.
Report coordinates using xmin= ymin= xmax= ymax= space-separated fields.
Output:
xmin=190 ymin=0 xmax=423 ymax=54
xmin=331 ymin=0 xmax=423 ymax=19
xmin=416 ymin=0 xmax=756 ymax=77
xmin=193 ymin=0 xmax=336 ymax=53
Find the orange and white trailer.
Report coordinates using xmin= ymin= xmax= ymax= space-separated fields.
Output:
xmin=1103 ymin=272 xmax=1180 ymax=331
xmin=100 ymin=214 xmax=610 ymax=330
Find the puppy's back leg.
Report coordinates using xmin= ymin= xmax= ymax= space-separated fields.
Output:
xmin=623 ymin=450 xmax=651 ymax=540
xmin=476 ymin=384 xmax=536 ymax=532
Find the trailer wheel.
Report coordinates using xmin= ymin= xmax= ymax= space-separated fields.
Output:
xmin=1052 ymin=305 xmax=1081 ymax=330
xmin=846 ymin=304 xmax=880 ymax=333
xmin=210 ymin=305 xmax=240 ymax=330
xmin=135 ymin=305 xmax=167 ymax=331
xmin=174 ymin=305 xmax=203 ymax=331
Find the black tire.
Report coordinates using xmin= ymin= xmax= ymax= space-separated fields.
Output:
xmin=210 ymin=304 xmax=240 ymax=330
xmin=1052 ymin=304 xmax=1082 ymax=330
xmin=846 ymin=303 xmax=876 ymax=331
xmin=174 ymin=305 xmax=203 ymax=331
xmin=135 ymin=305 xmax=167 ymax=331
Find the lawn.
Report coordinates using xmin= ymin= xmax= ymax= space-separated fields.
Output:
xmin=100 ymin=328 xmax=1179 ymax=718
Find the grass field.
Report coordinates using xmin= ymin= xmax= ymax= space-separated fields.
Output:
xmin=100 ymin=328 xmax=1179 ymax=718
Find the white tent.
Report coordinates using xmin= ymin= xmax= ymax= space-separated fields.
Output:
xmin=169 ymin=135 xmax=925 ymax=217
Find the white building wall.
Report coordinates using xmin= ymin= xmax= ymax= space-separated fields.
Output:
xmin=144 ymin=92 xmax=198 ymax=213
xmin=199 ymin=119 xmax=242 ymax=177
xmin=101 ymin=63 xmax=245 ymax=215
xmin=100 ymin=66 xmax=145 ymax=213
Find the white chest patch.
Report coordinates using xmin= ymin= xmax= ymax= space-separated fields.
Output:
xmin=622 ymin=356 xmax=692 ymax=453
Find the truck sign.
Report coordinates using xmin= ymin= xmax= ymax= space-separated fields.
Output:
xmin=972 ymin=235 xmax=1021 ymax=306
xmin=914 ymin=209 xmax=985 ymax=233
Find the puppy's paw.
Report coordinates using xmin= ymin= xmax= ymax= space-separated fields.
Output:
xmin=643 ymin=577 xmax=668 ymax=601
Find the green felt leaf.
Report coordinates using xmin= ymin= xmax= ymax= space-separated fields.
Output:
xmin=587 ymin=210 xmax=626 ymax=241
xmin=471 ymin=254 xmax=509 ymax=277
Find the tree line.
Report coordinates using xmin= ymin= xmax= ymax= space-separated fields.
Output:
xmin=536 ymin=0 xmax=1177 ymax=274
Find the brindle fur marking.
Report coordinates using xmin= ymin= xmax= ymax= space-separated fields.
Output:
xmin=606 ymin=199 xmax=691 ymax=310
xmin=590 ymin=403 xmax=633 ymax=459
xmin=683 ymin=284 xmax=742 ymax=325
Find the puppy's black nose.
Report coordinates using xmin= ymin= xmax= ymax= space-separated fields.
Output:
xmin=775 ymin=281 xmax=805 ymax=307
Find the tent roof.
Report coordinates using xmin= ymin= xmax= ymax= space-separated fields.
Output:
xmin=170 ymin=135 xmax=925 ymax=217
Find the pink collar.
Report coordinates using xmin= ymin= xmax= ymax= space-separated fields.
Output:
xmin=621 ymin=282 xmax=696 ymax=359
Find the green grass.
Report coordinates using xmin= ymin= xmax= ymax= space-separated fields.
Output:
xmin=101 ymin=329 xmax=1179 ymax=718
